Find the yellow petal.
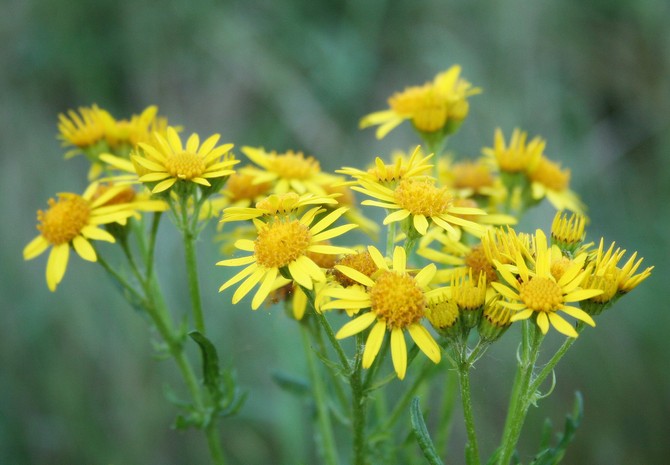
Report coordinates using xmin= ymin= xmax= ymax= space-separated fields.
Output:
xmin=536 ymin=312 xmax=549 ymax=334
xmin=367 ymin=246 xmax=388 ymax=271
xmin=560 ymin=305 xmax=596 ymax=327
xmin=363 ymin=321 xmax=387 ymax=368
xmin=334 ymin=265 xmax=375 ymax=287
xmin=390 ymin=327 xmax=408 ymax=380
xmin=46 ymin=243 xmax=69 ymax=291
xmin=152 ymin=178 xmax=177 ymax=193
xmin=408 ymin=324 xmax=441 ymax=364
xmin=232 ymin=268 xmax=266 ymax=303
xmin=252 ymin=268 xmax=278 ymax=310
xmin=383 ymin=209 xmax=410 ymax=225
xmin=335 ymin=312 xmax=376 ymax=339
xmin=548 ymin=312 xmax=578 ymax=338
xmin=392 ymin=246 xmax=406 ymax=273
xmin=186 ymin=133 xmax=200 ymax=153
xmin=24 ymin=235 xmax=49 ymax=260
xmin=72 ymin=236 xmax=97 ymax=262
xmin=413 ymin=215 xmax=429 ymax=235
xmin=80 ymin=225 xmax=115 ymax=242
xmin=219 ymin=263 xmax=258 ymax=291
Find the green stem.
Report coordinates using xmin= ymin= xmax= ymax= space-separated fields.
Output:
xmin=457 ymin=356 xmax=480 ymax=465
xmin=205 ymin=424 xmax=226 ymax=465
xmin=183 ymin=225 xmax=205 ymax=334
xmin=386 ymin=219 xmax=397 ymax=258
xmin=352 ymin=333 xmax=367 ymax=465
xmin=496 ymin=322 xmax=544 ymax=465
xmin=528 ymin=326 xmax=583 ymax=397
xmin=301 ymin=323 xmax=340 ymax=465
xmin=315 ymin=311 xmax=351 ymax=373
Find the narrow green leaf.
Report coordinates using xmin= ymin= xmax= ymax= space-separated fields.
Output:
xmin=410 ymin=397 xmax=445 ymax=465
xmin=189 ymin=331 xmax=221 ymax=397
xmin=272 ymin=371 xmax=311 ymax=397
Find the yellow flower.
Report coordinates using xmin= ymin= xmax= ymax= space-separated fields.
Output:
xmin=324 ymin=246 xmax=443 ymax=379
xmin=353 ymin=177 xmax=486 ymax=237
xmin=103 ymin=105 xmax=161 ymax=149
xmin=241 ymin=146 xmax=335 ymax=195
xmin=23 ymin=183 xmax=141 ymax=291
xmin=217 ymin=207 xmax=356 ymax=309
xmin=337 ymin=146 xmax=434 ymax=186
xmin=551 ymin=211 xmax=586 ymax=252
xmin=220 ymin=192 xmax=339 ymax=224
xmin=482 ymin=128 xmax=545 ymax=173
xmin=528 ymin=156 xmax=585 ymax=213
xmin=360 ymin=66 xmax=481 ymax=139
xmin=134 ymin=127 xmax=238 ymax=193
xmin=491 ymin=230 xmax=601 ymax=337
xmin=58 ymin=105 xmax=114 ymax=156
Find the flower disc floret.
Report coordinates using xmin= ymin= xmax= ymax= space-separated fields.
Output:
xmin=165 ymin=151 xmax=207 ymax=180
xmin=529 ymin=157 xmax=570 ymax=191
xmin=395 ymin=179 xmax=451 ymax=216
xmin=268 ymin=151 xmax=320 ymax=179
xmin=370 ymin=271 xmax=426 ymax=329
xmin=255 ymin=219 xmax=311 ymax=268
xmin=519 ymin=277 xmax=564 ymax=312
xmin=38 ymin=195 xmax=91 ymax=245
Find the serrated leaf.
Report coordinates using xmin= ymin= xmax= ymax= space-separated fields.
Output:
xmin=530 ymin=392 xmax=584 ymax=465
xmin=189 ymin=331 xmax=222 ymax=398
xmin=410 ymin=397 xmax=445 ymax=465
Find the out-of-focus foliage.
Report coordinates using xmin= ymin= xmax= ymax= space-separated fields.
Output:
xmin=2 ymin=0 xmax=668 ymax=464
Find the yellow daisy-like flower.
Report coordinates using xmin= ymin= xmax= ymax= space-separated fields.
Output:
xmin=337 ymin=146 xmax=434 ymax=186
xmin=217 ymin=207 xmax=357 ymax=309
xmin=58 ymin=105 xmax=114 ymax=156
xmin=104 ymin=105 xmax=160 ymax=149
xmin=360 ymin=66 xmax=482 ymax=139
xmin=528 ymin=156 xmax=585 ymax=213
xmin=323 ymin=246 xmax=442 ymax=379
xmin=220 ymin=192 xmax=339 ymax=224
xmin=353 ymin=178 xmax=486 ymax=237
xmin=491 ymin=230 xmax=602 ymax=337
xmin=23 ymin=183 xmax=141 ymax=291
xmin=482 ymin=128 xmax=545 ymax=173
xmin=134 ymin=127 xmax=238 ymax=194
xmin=241 ymin=146 xmax=335 ymax=196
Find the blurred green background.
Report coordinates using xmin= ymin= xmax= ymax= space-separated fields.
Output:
xmin=2 ymin=0 xmax=668 ymax=463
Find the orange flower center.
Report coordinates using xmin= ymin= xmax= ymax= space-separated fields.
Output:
xmin=519 ymin=277 xmax=563 ymax=312
xmin=268 ymin=151 xmax=320 ymax=179
xmin=226 ymin=173 xmax=272 ymax=202
xmin=165 ymin=152 xmax=206 ymax=179
xmin=334 ymin=252 xmax=378 ymax=287
xmin=37 ymin=194 xmax=90 ymax=245
xmin=394 ymin=179 xmax=451 ymax=217
xmin=370 ymin=271 xmax=425 ymax=329
xmin=254 ymin=219 xmax=311 ymax=268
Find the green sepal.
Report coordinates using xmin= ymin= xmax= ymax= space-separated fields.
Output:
xmin=410 ymin=397 xmax=445 ymax=465
xmin=529 ymin=391 xmax=584 ymax=465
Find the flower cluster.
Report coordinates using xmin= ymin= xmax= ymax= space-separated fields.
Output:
xmin=26 ymin=67 xmax=652 ymax=381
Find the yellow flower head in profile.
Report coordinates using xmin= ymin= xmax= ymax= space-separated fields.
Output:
xmin=528 ymin=156 xmax=585 ymax=213
xmin=217 ymin=207 xmax=357 ymax=310
xmin=220 ymin=192 xmax=339 ymax=224
xmin=491 ymin=230 xmax=602 ymax=337
xmin=23 ymin=183 xmax=141 ymax=291
xmin=242 ymin=146 xmax=335 ymax=196
xmin=483 ymin=128 xmax=545 ymax=173
xmin=134 ymin=127 xmax=237 ymax=194
xmin=360 ymin=66 xmax=482 ymax=139
xmin=354 ymin=177 xmax=486 ymax=237
xmin=104 ymin=105 xmax=160 ymax=149
xmin=324 ymin=246 xmax=442 ymax=380
xmin=58 ymin=105 xmax=114 ymax=156
xmin=338 ymin=146 xmax=434 ymax=186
